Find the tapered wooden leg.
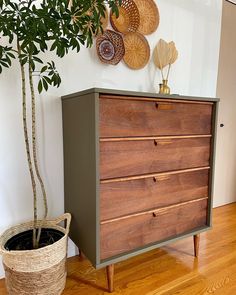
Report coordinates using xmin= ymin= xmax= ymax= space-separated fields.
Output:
xmin=78 ymin=249 xmax=85 ymax=261
xmin=194 ymin=234 xmax=200 ymax=257
xmin=106 ymin=264 xmax=114 ymax=293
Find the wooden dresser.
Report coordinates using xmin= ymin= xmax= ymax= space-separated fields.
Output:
xmin=62 ymin=88 xmax=219 ymax=292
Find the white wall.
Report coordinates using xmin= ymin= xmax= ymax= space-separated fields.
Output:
xmin=0 ymin=0 xmax=222 ymax=278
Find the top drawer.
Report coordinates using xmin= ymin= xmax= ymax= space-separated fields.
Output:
xmin=100 ymin=96 xmax=213 ymax=137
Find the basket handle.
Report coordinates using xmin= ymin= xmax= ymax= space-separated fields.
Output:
xmin=0 ymin=236 xmax=6 ymax=255
xmin=51 ymin=213 xmax=71 ymax=235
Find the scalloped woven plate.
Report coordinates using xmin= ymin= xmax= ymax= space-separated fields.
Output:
xmin=123 ymin=32 xmax=150 ymax=69
xmin=110 ymin=0 xmax=140 ymax=34
xmin=134 ymin=0 xmax=160 ymax=35
xmin=96 ymin=30 xmax=125 ymax=65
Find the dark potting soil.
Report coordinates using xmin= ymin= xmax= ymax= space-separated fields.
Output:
xmin=4 ymin=228 xmax=64 ymax=251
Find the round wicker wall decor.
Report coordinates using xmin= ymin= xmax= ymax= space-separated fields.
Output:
xmin=96 ymin=30 xmax=125 ymax=65
xmin=123 ymin=32 xmax=150 ymax=69
xmin=134 ymin=0 xmax=160 ymax=35
xmin=110 ymin=0 xmax=140 ymax=34
xmin=98 ymin=40 xmax=115 ymax=61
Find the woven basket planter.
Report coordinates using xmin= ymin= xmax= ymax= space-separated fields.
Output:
xmin=0 ymin=213 xmax=71 ymax=295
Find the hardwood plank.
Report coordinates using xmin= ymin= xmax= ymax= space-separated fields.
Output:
xmin=1 ymin=204 xmax=235 ymax=295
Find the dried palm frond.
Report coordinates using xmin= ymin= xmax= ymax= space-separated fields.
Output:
xmin=153 ymin=39 xmax=171 ymax=79
xmin=153 ymin=39 xmax=171 ymax=69
xmin=154 ymin=39 xmax=179 ymax=81
xmin=169 ymin=41 xmax=178 ymax=65
xmin=167 ymin=41 xmax=178 ymax=80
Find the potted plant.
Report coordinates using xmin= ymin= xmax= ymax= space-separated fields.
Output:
xmin=0 ymin=0 xmax=120 ymax=294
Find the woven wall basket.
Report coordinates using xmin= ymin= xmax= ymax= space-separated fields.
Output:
xmin=0 ymin=213 xmax=71 ymax=295
xmin=123 ymin=32 xmax=150 ymax=69
xmin=134 ymin=0 xmax=160 ymax=35
xmin=110 ymin=0 xmax=140 ymax=34
xmin=96 ymin=30 xmax=125 ymax=65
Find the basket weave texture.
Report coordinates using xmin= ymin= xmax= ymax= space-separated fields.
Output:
xmin=0 ymin=213 xmax=71 ymax=295
xmin=110 ymin=0 xmax=140 ymax=34
xmin=123 ymin=32 xmax=150 ymax=69
xmin=134 ymin=0 xmax=160 ymax=35
xmin=96 ymin=30 xmax=125 ymax=65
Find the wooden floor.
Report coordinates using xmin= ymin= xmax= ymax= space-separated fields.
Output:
xmin=1 ymin=203 xmax=236 ymax=294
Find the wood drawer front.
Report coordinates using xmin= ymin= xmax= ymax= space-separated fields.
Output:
xmin=100 ymin=96 xmax=213 ymax=138
xmin=100 ymin=137 xmax=211 ymax=180
xmin=100 ymin=199 xmax=208 ymax=260
xmin=100 ymin=169 xmax=209 ymax=221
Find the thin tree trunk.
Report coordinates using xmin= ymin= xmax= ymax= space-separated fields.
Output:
xmin=17 ymin=40 xmax=38 ymax=249
xmin=28 ymin=58 xmax=48 ymax=244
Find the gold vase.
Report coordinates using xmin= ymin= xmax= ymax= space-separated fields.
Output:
xmin=159 ymin=79 xmax=170 ymax=95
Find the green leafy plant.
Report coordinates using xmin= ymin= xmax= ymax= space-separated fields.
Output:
xmin=0 ymin=0 xmax=120 ymax=248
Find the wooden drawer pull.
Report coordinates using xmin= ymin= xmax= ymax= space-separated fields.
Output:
xmin=153 ymin=175 xmax=170 ymax=182
xmin=154 ymin=140 xmax=173 ymax=146
xmin=152 ymin=209 xmax=168 ymax=217
xmin=155 ymin=103 xmax=174 ymax=111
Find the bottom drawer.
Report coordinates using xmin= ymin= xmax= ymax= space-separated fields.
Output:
xmin=100 ymin=199 xmax=208 ymax=260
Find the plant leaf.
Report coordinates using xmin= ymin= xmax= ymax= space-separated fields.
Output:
xmin=38 ymin=79 xmax=43 ymax=93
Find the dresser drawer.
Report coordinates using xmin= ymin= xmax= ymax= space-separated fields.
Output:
xmin=100 ymin=169 xmax=209 ymax=221
xmin=100 ymin=198 xmax=208 ymax=260
xmin=100 ymin=96 xmax=213 ymax=138
xmin=100 ymin=137 xmax=211 ymax=180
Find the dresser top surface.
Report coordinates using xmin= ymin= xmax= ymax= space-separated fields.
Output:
xmin=61 ymin=87 xmax=220 ymax=102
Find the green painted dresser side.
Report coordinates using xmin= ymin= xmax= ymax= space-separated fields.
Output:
xmin=62 ymin=92 xmax=100 ymax=266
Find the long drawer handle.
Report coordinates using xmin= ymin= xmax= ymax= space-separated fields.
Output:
xmin=155 ymin=103 xmax=174 ymax=110
xmin=154 ymin=139 xmax=173 ymax=146
xmin=153 ymin=175 xmax=170 ymax=182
